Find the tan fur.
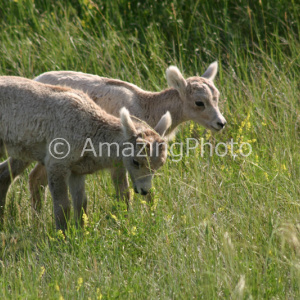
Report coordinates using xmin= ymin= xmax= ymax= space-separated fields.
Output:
xmin=0 ymin=76 xmax=171 ymax=230
xmin=30 ymin=62 xmax=226 ymax=210
xmin=35 ymin=62 xmax=226 ymax=135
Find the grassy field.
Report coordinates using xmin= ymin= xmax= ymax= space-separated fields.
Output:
xmin=0 ymin=0 xmax=299 ymax=298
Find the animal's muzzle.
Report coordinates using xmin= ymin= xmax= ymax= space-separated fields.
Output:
xmin=217 ymin=121 xmax=226 ymax=129
xmin=134 ymin=187 xmax=148 ymax=195
xmin=140 ymin=188 xmax=148 ymax=196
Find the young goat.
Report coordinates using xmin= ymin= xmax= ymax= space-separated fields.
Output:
xmin=0 ymin=77 xmax=171 ymax=230
xmin=31 ymin=62 xmax=226 ymax=210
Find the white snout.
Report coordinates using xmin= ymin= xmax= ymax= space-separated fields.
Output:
xmin=213 ymin=115 xmax=227 ymax=131
xmin=210 ymin=108 xmax=227 ymax=131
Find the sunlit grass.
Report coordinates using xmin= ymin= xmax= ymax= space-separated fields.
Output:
xmin=0 ymin=0 xmax=299 ymax=299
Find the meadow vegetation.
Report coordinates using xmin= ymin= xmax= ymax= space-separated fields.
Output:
xmin=0 ymin=0 xmax=299 ymax=298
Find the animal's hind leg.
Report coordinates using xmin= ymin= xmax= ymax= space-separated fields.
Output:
xmin=29 ymin=163 xmax=48 ymax=213
xmin=69 ymin=173 xmax=87 ymax=227
xmin=0 ymin=158 xmax=30 ymax=228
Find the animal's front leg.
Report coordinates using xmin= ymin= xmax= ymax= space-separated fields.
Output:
xmin=47 ymin=165 xmax=71 ymax=232
xmin=69 ymin=173 xmax=87 ymax=227
xmin=110 ymin=165 xmax=131 ymax=209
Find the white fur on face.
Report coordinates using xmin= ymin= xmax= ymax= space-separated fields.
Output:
xmin=166 ymin=62 xmax=226 ymax=131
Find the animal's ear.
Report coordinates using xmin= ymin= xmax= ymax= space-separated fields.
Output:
xmin=201 ymin=61 xmax=218 ymax=81
xmin=166 ymin=66 xmax=187 ymax=99
xmin=120 ymin=107 xmax=137 ymax=139
xmin=154 ymin=111 xmax=172 ymax=137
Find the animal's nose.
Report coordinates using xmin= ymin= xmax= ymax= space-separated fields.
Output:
xmin=217 ymin=121 xmax=226 ymax=129
xmin=140 ymin=188 xmax=148 ymax=196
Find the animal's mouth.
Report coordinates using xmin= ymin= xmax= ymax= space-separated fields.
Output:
xmin=198 ymin=121 xmax=223 ymax=132
xmin=205 ymin=124 xmax=220 ymax=132
xmin=208 ymin=123 xmax=226 ymax=132
xmin=211 ymin=125 xmax=222 ymax=131
xmin=134 ymin=186 xmax=148 ymax=195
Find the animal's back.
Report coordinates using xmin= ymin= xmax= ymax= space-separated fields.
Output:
xmin=0 ymin=76 xmax=111 ymax=160
xmin=34 ymin=71 xmax=143 ymax=117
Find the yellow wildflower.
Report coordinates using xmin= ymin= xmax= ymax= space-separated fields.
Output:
xmin=97 ymin=288 xmax=103 ymax=300
xmin=39 ymin=266 xmax=45 ymax=280
xmin=131 ymin=226 xmax=137 ymax=235
xmin=55 ymin=282 xmax=60 ymax=292
xmin=189 ymin=122 xmax=194 ymax=135
xmin=151 ymin=197 xmax=158 ymax=211
xmin=110 ymin=213 xmax=118 ymax=222
xmin=205 ymin=130 xmax=211 ymax=140
xmin=165 ymin=214 xmax=172 ymax=221
xmin=218 ymin=207 xmax=225 ymax=213
xmin=246 ymin=121 xmax=251 ymax=131
xmin=77 ymin=277 xmax=83 ymax=291
xmin=82 ymin=213 xmax=89 ymax=227
xmin=56 ymin=230 xmax=65 ymax=240
xmin=264 ymin=172 xmax=269 ymax=181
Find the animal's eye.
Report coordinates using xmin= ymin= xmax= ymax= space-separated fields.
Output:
xmin=132 ymin=159 xmax=140 ymax=167
xmin=195 ymin=101 xmax=205 ymax=107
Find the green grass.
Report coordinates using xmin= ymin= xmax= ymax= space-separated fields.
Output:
xmin=0 ymin=0 xmax=299 ymax=298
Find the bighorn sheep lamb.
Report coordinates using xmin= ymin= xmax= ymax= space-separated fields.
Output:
xmin=31 ymin=61 xmax=226 ymax=210
xmin=0 ymin=77 xmax=171 ymax=230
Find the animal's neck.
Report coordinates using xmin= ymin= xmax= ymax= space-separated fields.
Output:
xmin=94 ymin=129 xmax=126 ymax=163
xmin=138 ymin=88 xmax=186 ymax=135
xmin=79 ymin=113 xmax=125 ymax=165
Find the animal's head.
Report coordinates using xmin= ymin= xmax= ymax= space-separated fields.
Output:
xmin=166 ymin=61 xmax=226 ymax=132
xmin=120 ymin=108 xmax=171 ymax=195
